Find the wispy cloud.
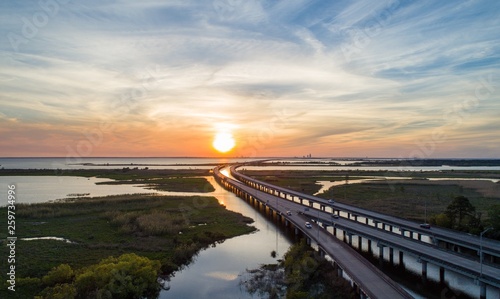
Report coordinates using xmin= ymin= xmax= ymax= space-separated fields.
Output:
xmin=0 ymin=0 xmax=498 ymax=157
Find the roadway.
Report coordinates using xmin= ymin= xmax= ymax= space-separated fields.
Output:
xmin=230 ymin=165 xmax=500 ymax=258
xmin=215 ymin=166 xmax=413 ymax=299
xmin=217 ymin=165 xmax=500 ymax=297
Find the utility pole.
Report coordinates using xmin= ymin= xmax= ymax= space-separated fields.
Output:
xmin=480 ymin=227 xmax=493 ymax=277
xmin=344 ymin=174 xmax=348 ymax=201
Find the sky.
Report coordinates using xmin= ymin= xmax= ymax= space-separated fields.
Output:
xmin=0 ymin=0 xmax=499 ymax=158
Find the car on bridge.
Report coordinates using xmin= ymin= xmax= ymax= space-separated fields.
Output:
xmin=286 ymin=210 xmax=292 ymax=216
xmin=305 ymin=222 xmax=312 ymax=229
xmin=332 ymin=213 xmax=339 ymax=219
xmin=420 ymin=223 xmax=431 ymax=229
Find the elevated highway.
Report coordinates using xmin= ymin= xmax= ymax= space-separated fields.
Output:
xmin=214 ymin=164 xmax=500 ymax=299
xmin=214 ymin=166 xmax=413 ymax=299
xmin=230 ymin=165 xmax=500 ymax=261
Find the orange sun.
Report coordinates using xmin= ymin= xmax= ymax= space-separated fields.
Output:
xmin=212 ymin=132 xmax=236 ymax=153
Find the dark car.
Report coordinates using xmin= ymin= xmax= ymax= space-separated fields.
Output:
xmin=420 ymin=223 xmax=431 ymax=229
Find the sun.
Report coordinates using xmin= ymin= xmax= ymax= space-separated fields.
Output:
xmin=212 ymin=131 xmax=236 ymax=153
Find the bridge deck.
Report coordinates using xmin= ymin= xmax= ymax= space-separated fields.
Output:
xmin=218 ymin=168 xmax=413 ymax=299
xmin=231 ymin=165 xmax=500 ymax=257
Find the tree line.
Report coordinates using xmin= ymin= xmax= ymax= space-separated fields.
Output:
xmin=430 ymin=195 xmax=500 ymax=238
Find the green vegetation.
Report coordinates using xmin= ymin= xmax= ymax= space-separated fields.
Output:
xmin=96 ymin=177 xmax=215 ymax=193
xmin=0 ymin=194 xmax=255 ymax=298
xmin=283 ymin=240 xmax=355 ymax=299
xmin=487 ymin=205 xmax=500 ymax=239
xmin=37 ymin=253 xmax=161 ymax=299
xmin=429 ymin=196 xmax=487 ymax=235
xmin=240 ymin=240 xmax=355 ymax=299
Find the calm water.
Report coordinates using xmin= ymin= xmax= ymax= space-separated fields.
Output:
xmin=3 ymin=157 xmax=500 ymax=171
xmin=159 ymin=176 xmax=292 ymax=298
xmin=0 ymin=176 xmax=222 ymax=205
xmin=0 ymin=157 xmax=261 ymax=170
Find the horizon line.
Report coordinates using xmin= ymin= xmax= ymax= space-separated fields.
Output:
xmin=1 ymin=156 xmax=500 ymax=160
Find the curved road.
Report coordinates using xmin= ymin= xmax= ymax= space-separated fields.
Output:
xmin=218 ymin=165 xmax=500 ymax=297
xmin=215 ymin=166 xmax=413 ymax=299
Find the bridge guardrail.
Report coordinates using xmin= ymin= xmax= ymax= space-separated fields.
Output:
xmin=230 ymin=165 xmax=500 ymax=258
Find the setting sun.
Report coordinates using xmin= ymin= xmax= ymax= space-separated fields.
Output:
xmin=212 ymin=132 xmax=236 ymax=153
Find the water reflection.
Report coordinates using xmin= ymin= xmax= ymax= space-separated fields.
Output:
xmin=0 ymin=176 xmax=221 ymax=205
xmin=159 ymin=176 xmax=292 ymax=299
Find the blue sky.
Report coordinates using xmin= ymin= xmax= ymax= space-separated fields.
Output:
xmin=0 ymin=0 xmax=499 ymax=157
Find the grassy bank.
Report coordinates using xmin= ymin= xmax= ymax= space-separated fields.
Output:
xmin=0 ymin=168 xmax=216 ymax=193
xmin=0 ymin=194 xmax=255 ymax=298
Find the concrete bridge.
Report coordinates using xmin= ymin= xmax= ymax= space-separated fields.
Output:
xmin=213 ymin=164 xmax=500 ymax=299
xmin=214 ymin=166 xmax=413 ymax=299
xmin=230 ymin=165 xmax=500 ymax=263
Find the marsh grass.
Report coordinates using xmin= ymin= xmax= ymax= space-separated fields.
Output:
xmin=0 ymin=193 xmax=255 ymax=298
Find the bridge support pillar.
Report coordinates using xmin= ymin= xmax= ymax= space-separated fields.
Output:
xmin=439 ymin=267 xmax=445 ymax=284
xmin=343 ymin=230 xmax=347 ymax=242
xmin=333 ymin=227 xmax=337 ymax=236
xmin=389 ymin=247 xmax=394 ymax=265
xmin=295 ymin=228 xmax=299 ymax=235
xmin=285 ymin=220 xmax=289 ymax=227
xmin=321 ymin=204 xmax=325 ymax=211
xmin=360 ymin=291 xmax=367 ymax=299
xmin=399 ymin=251 xmax=405 ymax=269
xmin=367 ymin=239 xmax=372 ymax=254
xmin=480 ymin=282 xmax=487 ymax=299
xmin=337 ymin=266 xmax=343 ymax=278
xmin=353 ymin=215 xmax=358 ymax=221
xmin=401 ymin=228 xmax=406 ymax=237
xmin=421 ymin=260 xmax=428 ymax=284
xmin=353 ymin=283 xmax=360 ymax=298
xmin=358 ymin=236 xmax=362 ymax=250
xmin=374 ymin=221 xmax=379 ymax=229
xmin=365 ymin=218 xmax=369 ymax=225
xmin=300 ymin=198 xmax=303 ymax=204
xmin=347 ymin=233 xmax=353 ymax=246
xmin=418 ymin=233 xmax=422 ymax=241
xmin=378 ymin=244 xmax=385 ymax=267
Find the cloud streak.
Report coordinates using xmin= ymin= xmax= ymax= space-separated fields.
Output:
xmin=0 ymin=0 xmax=499 ymax=157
